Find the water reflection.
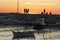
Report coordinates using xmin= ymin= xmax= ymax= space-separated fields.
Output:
xmin=0 ymin=37 xmax=34 ymax=40
xmin=0 ymin=28 xmax=60 ymax=40
xmin=12 ymin=38 xmax=34 ymax=40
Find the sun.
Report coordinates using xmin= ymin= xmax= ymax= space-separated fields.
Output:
xmin=25 ymin=2 xmax=32 ymax=4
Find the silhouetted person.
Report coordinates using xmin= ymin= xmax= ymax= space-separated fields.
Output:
xmin=41 ymin=12 xmax=44 ymax=15
xmin=26 ymin=8 xmax=29 ymax=14
xmin=44 ymin=9 xmax=46 ymax=14
xmin=24 ymin=9 xmax=26 ymax=14
xmin=50 ymin=12 xmax=52 ymax=15
xmin=24 ymin=8 xmax=29 ymax=14
xmin=46 ymin=12 xmax=48 ymax=15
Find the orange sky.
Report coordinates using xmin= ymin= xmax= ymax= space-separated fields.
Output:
xmin=0 ymin=0 xmax=60 ymax=14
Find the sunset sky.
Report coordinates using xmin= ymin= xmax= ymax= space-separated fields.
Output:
xmin=0 ymin=0 xmax=60 ymax=14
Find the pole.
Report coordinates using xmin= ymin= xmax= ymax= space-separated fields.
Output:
xmin=17 ymin=0 xmax=19 ymax=13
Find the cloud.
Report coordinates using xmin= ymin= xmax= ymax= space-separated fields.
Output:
xmin=25 ymin=2 xmax=32 ymax=4
xmin=24 ymin=2 xmax=56 ymax=5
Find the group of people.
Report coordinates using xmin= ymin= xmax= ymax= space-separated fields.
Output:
xmin=24 ymin=8 xmax=29 ymax=14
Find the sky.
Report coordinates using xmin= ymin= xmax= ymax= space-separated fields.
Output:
xmin=0 ymin=0 xmax=60 ymax=14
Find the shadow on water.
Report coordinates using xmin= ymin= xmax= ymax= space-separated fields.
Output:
xmin=12 ymin=31 xmax=35 ymax=40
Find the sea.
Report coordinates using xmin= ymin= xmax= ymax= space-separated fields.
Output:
xmin=0 ymin=27 xmax=60 ymax=40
